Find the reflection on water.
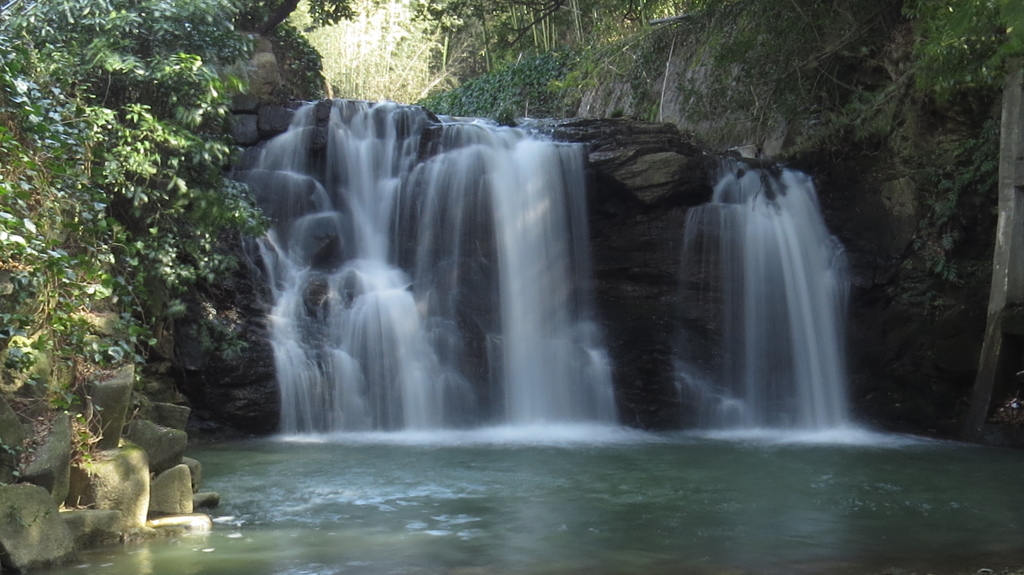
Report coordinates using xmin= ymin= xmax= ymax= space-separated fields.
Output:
xmin=45 ymin=429 xmax=1024 ymax=575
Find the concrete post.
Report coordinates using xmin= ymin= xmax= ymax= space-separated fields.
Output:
xmin=963 ymin=60 xmax=1024 ymax=441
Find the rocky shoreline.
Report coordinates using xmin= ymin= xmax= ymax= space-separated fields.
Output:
xmin=0 ymin=365 xmax=219 ymax=571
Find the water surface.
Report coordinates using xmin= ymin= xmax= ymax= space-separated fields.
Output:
xmin=56 ymin=428 xmax=1024 ymax=575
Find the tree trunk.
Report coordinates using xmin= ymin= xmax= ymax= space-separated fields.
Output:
xmin=256 ymin=0 xmax=301 ymax=35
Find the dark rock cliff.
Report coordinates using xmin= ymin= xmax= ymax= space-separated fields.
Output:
xmin=533 ymin=119 xmax=714 ymax=428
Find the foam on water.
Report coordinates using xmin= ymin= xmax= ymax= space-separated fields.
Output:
xmin=683 ymin=426 xmax=931 ymax=448
xmin=275 ymin=423 xmax=661 ymax=448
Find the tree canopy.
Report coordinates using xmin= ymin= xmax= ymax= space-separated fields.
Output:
xmin=237 ymin=0 xmax=355 ymax=33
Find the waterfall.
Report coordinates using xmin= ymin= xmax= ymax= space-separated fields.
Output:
xmin=678 ymin=160 xmax=851 ymax=429
xmin=245 ymin=100 xmax=616 ymax=433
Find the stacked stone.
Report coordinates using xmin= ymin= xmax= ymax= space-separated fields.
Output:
xmin=0 ymin=365 xmax=219 ymax=571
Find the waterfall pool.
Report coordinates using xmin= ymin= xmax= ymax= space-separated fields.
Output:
xmin=46 ymin=427 xmax=1024 ymax=575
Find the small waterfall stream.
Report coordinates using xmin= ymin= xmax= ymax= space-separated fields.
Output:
xmin=245 ymin=100 xmax=615 ymax=433
xmin=679 ymin=160 xmax=851 ymax=429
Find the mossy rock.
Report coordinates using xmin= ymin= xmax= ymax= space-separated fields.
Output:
xmin=61 ymin=508 xmax=122 ymax=549
xmin=89 ymin=365 xmax=135 ymax=450
xmin=182 ymin=456 xmax=202 ymax=492
xmin=66 ymin=443 xmax=149 ymax=530
xmin=149 ymin=464 xmax=193 ymax=517
xmin=0 ymin=396 xmax=27 ymax=483
xmin=0 ymin=483 xmax=77 ymax=571
xmin=21 ymin=412 xmax=72 ymax=504
xmin=136 ymin=399 xmax=191 ymax=431
xmin=126 ymin=419 xmax=187 ymax=474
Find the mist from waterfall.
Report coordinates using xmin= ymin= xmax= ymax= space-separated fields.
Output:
xmin=678 ymin=160 xmax=851 ymax=429
xmin=245 ymin=100 xmax=616 ymax=433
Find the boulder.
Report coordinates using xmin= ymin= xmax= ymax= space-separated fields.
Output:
xmin=603 ymin=151 xmax=704 ymax=205
xmin=21 ymin=412 xmax=71 ymax=503
xmin=65 ymin=443 xmax=149 ymax=530
xmin=0 ymin=397 xmax=27 ymax=483
xmin=232 ymin=113 xmax=260 ymax=146
xmin=125 ymin=419 xmax=187 ymax=474
xmin=0 ymin=483 xmax=77 ymax=571
xmin=61 ymin=509 xmax=122 ymax=548
xmin=89 ymin=365 xmax=135 ymax=449
xmin=535 ymin=118 xmax=712 ymax=207
xmin=181 ymin=456 xmax=202 ymax=492
xmin=136 ymin=399 xmax=191 ymax=431
xmin=149 ymin=464 xmax=193 ymax=516
xmin=192 ymin=492 xmax=220 ymax=511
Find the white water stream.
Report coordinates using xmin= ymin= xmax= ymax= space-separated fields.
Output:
xmin=246 ymin=101 xmax=615 ymax=432
xmin=680 ymin=161 xmax=851 ymax=429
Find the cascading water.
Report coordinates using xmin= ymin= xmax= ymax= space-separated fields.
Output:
xmin=244 ymin=100 xmax=616 ymax=433
xmin=678 ymin=160 xmax=850 ymax=429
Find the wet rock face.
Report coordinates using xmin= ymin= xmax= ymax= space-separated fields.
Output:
xmin=545 ymin=119 xmax=715 ymax=429
xmin=172 ymin=233 xmax=280 ymax=436
xmin=801 ymin=154 xmax=993 ymax=435
xmin=537 ymin=118 xmax=712 ymax=209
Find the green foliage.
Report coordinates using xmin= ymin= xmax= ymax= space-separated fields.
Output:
xmin=905 ymin=0 xmax=1024 ymax=101
xmin=0 ymin=0 xmax=263 ymax=401
xmin=673 ymin=1 xmax=900 ymax=145
xmin=419 ymin=52 xmax=575 ymax=121
xmin=913 ymin=118 xmax=999 ymax=284
xmin=268 ymin=21 xmax=327 ymax=99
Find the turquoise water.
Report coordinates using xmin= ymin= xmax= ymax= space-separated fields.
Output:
xmin=50 ymin=426 xmax=1024 ymax=575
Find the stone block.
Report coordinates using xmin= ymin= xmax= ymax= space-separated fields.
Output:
xmin=258 ymin=105 xmax=293 ymax=138
xmin=0 ymin=484 xmax=77 ymax=571
xmin=137 ymin=400 xmax=191 ymax=431
xmin=248 ymin=50 xmax=282 ymax=101
xmin=89 ymin=364 xmax=134 ymax=449
xmin=182 ymin=456 xmax=202 ymax=492
xmin=61 ymin=509 xmax=122 ymax=548
xmin=0 ymin=396 xmax=27 ymax=483
xmin=192 ymin=492 xmax=220 ymax=511
xmin=149 ymin=464 xmax=193 ymax=517
xmin=125 ymin=419 xmax=188 ymax=474
xmin=231 ymin=94 xmax=260 ymax=114
xmin=66 ymin=444 xmax=149 ymax=530
xmin=314 ymin=99 xmax=332 ymax=126
xmin=232 ymin=113 xmax=260 ymax=146
xmin=21 ymin=412 xmax=71 ymax=504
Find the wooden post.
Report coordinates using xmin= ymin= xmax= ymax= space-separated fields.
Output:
xmin=963 ymin=60 xmax=1024 ymax=441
